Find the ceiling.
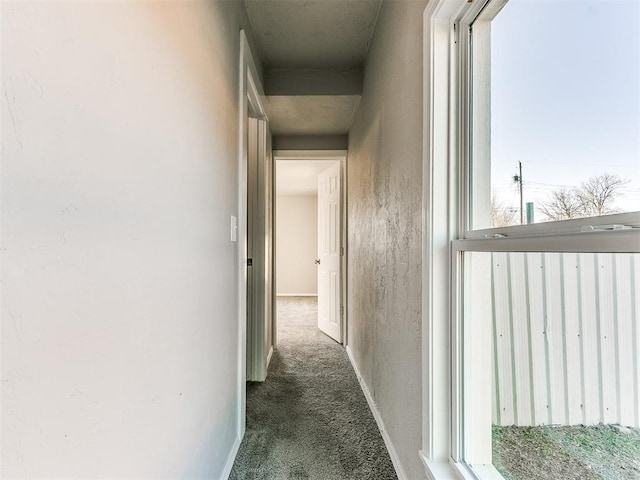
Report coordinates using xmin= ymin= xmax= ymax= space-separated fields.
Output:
xmin=266 ymin=95 xmax=361 ymax=135
xmin=276 ymin=160 xmax=339 ymax=196
xmin=244 ymin=0 xmax=382 ymax=70
xmin=243 ymin=0 xmax=383 ymax=137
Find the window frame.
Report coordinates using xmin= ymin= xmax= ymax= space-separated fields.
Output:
xmin=421 ymin=1 xmax=640 ymax=479
xmin=463 ymin=1 xmax=640 ymax=238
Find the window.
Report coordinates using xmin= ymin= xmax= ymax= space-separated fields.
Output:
xmin=422 ymin=1 xmax=640 ymax=479
xmin=457 ymin=0 xmax=640 ymax=478
xmin=468 ymin=0 xmax=640 ymax=233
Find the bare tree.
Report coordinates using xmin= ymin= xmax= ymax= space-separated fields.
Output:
xmin=575 ymin=173 xmax=628 ymax=217
xmin=539 ymin=188 xmax=583 ymax=221
xmin=491 ymin=193 xmax=518 ymax=227
xmin=540 ymin=173 xmax=628 ymax=221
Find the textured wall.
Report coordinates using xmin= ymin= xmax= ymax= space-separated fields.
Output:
xmin=276 ymin=195 xmax=319 ymax=295
xmin=1 ymin=2 xmax=256 ymax=477
xmin=347 ymin=1 xmax=427 ymax=478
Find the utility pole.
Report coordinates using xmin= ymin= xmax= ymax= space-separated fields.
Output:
xmin=513 ymin=161 xmax=524 ymax=225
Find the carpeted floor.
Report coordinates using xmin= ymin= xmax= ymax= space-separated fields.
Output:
xmin=229 ymin=296 xmax=398 ymax=480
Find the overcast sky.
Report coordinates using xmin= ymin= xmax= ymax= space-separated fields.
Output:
xmin=490 ymin=0 xmax=640 ymax=219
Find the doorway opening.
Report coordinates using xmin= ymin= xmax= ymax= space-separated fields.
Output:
xmin=274 ymin=151 xmax=348 ymax=346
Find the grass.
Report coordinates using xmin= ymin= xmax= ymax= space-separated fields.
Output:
xmin=493 ymin=424 xmax=640 ymax=480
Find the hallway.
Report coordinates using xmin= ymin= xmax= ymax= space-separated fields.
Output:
xmin=1 ymin=2 xmax=427 ymax=477
xmin=230 ymin=297 xmax=397 ymax=480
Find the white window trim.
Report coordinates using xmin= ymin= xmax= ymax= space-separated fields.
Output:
xmin=421 ymin=1 xmax=481 ymax=478
xmin=466 ymin=211 xmax=640 ymax=240
xmin=421 ymin=1 xmax=640 ymax=479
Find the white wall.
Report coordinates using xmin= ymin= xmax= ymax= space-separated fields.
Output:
xmin=347 ymin=1 xmax=428 ymax=479
xmin=1 ymin=2 xmax=256 ymax=477
xmin=276 ymin=195 xmax=318 ymax=295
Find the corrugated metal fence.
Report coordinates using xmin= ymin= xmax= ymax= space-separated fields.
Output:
xmin=492 ymin=252 xmax=640 ymax=427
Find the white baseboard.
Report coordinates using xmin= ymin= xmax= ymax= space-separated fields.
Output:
xmin=222 ymin=433 xmax=242 ymax=479
xmin=346 ymin=346 xmax=409 ymax=480
xmin=276 ymin=293 xmax=318 ymax=297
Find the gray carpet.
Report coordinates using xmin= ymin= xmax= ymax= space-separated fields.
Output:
xmin=229 ymin=296 xmax=398 ymax=480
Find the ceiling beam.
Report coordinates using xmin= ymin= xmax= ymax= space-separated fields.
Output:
xmin=265 ymin=68 xmax=363 ymax=96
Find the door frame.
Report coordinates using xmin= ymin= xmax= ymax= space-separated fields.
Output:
xmin=273 ymin=150 xmax=349 ymax=345
xmin=237 ymin=30 xmax=267 ymax=438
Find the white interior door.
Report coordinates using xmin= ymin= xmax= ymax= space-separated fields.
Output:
xmin=317 ymin=162 xmax=342 ymax=343
xmin=246 ymin=117 xmax=272 ymax=381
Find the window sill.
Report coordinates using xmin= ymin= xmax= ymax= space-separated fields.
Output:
xmin=419 ymin=452 xmax=462 ymax=480
xmin=452 ymin=462 xmax=504 ymax=480
xmin=421 ymin=452 xmax=505 ymax=480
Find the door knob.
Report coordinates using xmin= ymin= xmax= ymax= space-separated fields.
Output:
xmin=315 ymin=259 xmax=321 ymax=265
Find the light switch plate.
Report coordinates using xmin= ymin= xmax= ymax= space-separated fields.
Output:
xmin=230 ymin=215 xmax=237 ymax=242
